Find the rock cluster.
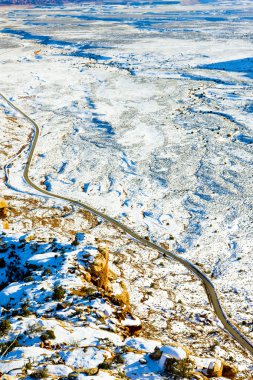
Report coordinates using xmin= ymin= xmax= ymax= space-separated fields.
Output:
xmin=80 ymin=242 xmax=141 ymax=336
xmin=148 ymin=346 xmax=238 ymax=379
xmin=0 ymin=232 xmax=239 ymax=379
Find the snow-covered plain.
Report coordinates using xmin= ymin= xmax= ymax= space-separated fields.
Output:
xmin=0 ymin=0 xmax=253 ymax=378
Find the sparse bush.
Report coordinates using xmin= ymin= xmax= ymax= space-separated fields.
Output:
xmin=20 ymin=301 xmax=32 ymax=316
xmin=0 ymin=281 xmax=7 ymax=291
xmin=40 ymin=329 xmax=56 ymax=342
xmin=25 ymin=360 xmax=32 ymax=370
xmin=0 ymin=258 xmax=6 ymax=268
xmin=26 ymin=323 xmax=44 ymax=336
xmin=165 ymin=357 xmax=195 ymax=378
xmin=98 ymin=361 xmax=112 ymax=370
xmin=0 ymin=339 xmax=20 ymax=355
xmin=46 ymin=329 xmax=56 ymax=339
xmin=27 ymin=263 xmax=39 ymax=270
xmin=0 ymin=319 xmax=11 ymax=335
xmin=30 ymin=368 xmax=49 ymax=379
xmin=21 ymin=306 xmax=32 ymax=317
xmin=24 ymin=276 xmax=34 ymax=282
xmin=20 ymin=300 xmax=32 ymax=317
xmin=114 ymin=353 xmax=125 ymax=364
xmin=52 ymin=285 xmax=65 ymax=301
xmin=42 ymin=268 xmax=52 ymax=276
xmin=56 ymin=302 xmax=70 ymax=310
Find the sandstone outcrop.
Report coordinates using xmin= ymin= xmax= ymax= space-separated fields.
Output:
xmin=0 ymin=198 xmax=8 ymax=229
xmin=0 ymin=198 xmax=8 ymax=218
xmin=89 ymin=245 xmax=110 ymax=291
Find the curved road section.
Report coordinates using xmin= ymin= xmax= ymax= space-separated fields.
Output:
xmin=1 ymin=92 xmax=253 ymax=357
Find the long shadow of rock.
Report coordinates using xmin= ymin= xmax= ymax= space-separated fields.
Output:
xmin=0 ymin=232 xmax=78 ymax=309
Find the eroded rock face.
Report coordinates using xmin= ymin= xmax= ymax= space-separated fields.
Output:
xmin=111 ymin=281 xmax=130 ymax=312
xmin=83 ymin=244 xmax=131 ymax=312
xmin=85 ymin=245 xmax=140 ymax=334
xmin=89 ymin=245 xmax=110 ymax=291
xmin=0 ymin=198 xmax=8 ymax=210
xmin=0 ymin=198 xmax=8 ymax=229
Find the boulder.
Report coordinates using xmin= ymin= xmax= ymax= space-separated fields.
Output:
xmin=194 ymin=356 xmax=225 ymax=378
xmin=44 ymin=340 xmax=52 ymax=349
xmin=150 ymin=347 xmax=163 ymax=360
xmin=206 ymin=360 xmax=223 ymax=378
xmin=150 ymin=345 xmax=187 ymax=370
xmin=222 ymin=362 xmax=238 ymax=379
xmin=82 ymin=367 xmax=99 ymax=375
xmin=121 ymin=314 xmax=142 ymax=335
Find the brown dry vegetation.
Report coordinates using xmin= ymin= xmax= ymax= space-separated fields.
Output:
xmin=4 ymin=194 xmax=99 ymax=238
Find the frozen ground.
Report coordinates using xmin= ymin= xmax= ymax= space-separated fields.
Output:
xmin=0 ymin=0 xmax=253 ymax=378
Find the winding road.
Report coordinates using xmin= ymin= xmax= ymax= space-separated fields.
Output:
xmin=1 ymin=92 xmax=253 ymax=357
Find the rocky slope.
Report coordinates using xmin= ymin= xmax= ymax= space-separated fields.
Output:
xmin=0 ymin=199 xmax=239 ymax=379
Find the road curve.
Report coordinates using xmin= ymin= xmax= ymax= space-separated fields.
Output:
xmin=1 ymin=92 xmax=253 ymax=357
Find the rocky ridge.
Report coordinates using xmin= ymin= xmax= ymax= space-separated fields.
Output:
xmin=0 ymin=198 xmax=238 ymax=380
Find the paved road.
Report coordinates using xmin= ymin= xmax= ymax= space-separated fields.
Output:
xmin=1 ymin=92 xmax=253 ymax=357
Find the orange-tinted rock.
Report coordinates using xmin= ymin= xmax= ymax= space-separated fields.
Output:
xmin=222 ymin=362 xmax=238 ymax=379
xmin=2 ymin=221 xmax=9 ymax=229
xmin=0 ymin=198 xmax=8 ymax=219
xmin=89 ymin=245 xmax=109 ymax=291
xmin=191 ymin=372 xmax=208 ymax=380
xmin=111 ymin=281 xmax=132 ymax=322
xmin=206 ymin=360 xmax=223 ymax=377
